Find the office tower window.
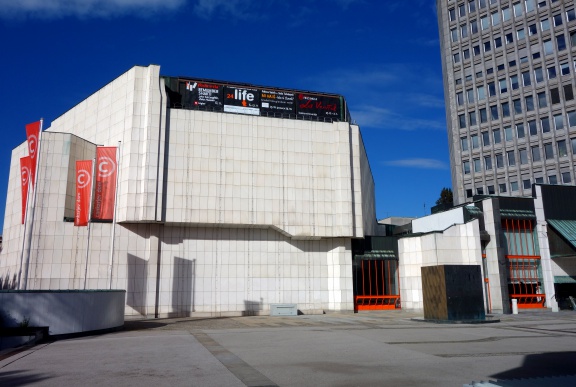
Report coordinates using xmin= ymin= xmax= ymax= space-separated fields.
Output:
xmin=525 ymin=95 xmax=534 ymax=111
xmin=488 ymin=81 xmax=496 ymax=96
xmin=532 ymin=145 xmax=541 ymax=161
xmin=461 ymin=137 xmax=469 ymax=151
xmin=454 ymin=53 xmax=461 ymax=63
xmin=561 ymin=63 xmax=570 ymax=76
xmin=499 ymin=78 xmax=508 ymax=93
xmin=487 ymin=185 xmax=495 ymax=194
xmin=491 ymin=105 xmax=499 ymax=120
xmin=517 ymin=28 xmax=525 ymax=40
xmin=533 ymin=52 xmax=541 ymax=59
xmin=557 ymin=34 xmax=567 ymax=51
xmin=502 ymin=7 xmax=511 ymax=22
xmin=513 ymin=99 xmax=522 ymax=114
xmin=528 ymin=24 xmax=537 ymax=36
xmin=506 ymin=33 xmax=514 ymax=44
xmin=496 ymin=153 xmax=504 ymax=168
xmin=457 ymin=91 xmax=464 ymax=106
xmin=549 ymin=174 xmax=558 ymax=184
xmin=476 ymin=187 xmax=484 ymax=195
xmin=467 ymin=88 xmax=475 ymax=103
xmin=523 ymin=179 xmax=532 ymax=189
xmin=484 ymin=40 xmax=492 ymax=52
xmin=525 ymin=0 xmax=535 ymax=13
xmin=469 ymin=1 xmax=476 ymax=12
xmin=548 ymin=66 xmax=557 ymax=79
xmin=495 ymin=36 xmax=502 ymax=48
xmin=493 ymin=128 xmax=502 ymax=143
xmin=551 ymin=88 xmax=560 ymax=104
xmin=491 ymin=11 xmax=500 ymax=26
xmin=459 ymin=114 xmax=466 ymax=128
xmin=466 ymin=189 xmax=473 ymax=198
xmin=567 ymin=9 xmax=576 ymax=22
xmin=541 ymin=18 xmax=550 ymax=31
xmin=481 ymin=15 xmax=490 ymax=30
xmin=572 ymin=31 xmax=576 ymax=47
xmin=499 ymin=183 xmax=507 ymax=193
xmin=513 ymin=2 xmax=523 ymax=17
xmin=507 ymin=150 xmax=516 ymax=166
xmin=484 ymin=155 xmax=492 ymax=170
xmin=461 ymin=24 xmax=468 ymax=38
xmin=562 ymin=172 xmax=572 ymax=183
xmin=449 ymin=8 xmax=456 ymax=21
xmin=451 ymin=28 xmax=459 ymax=42
xmin=572 ymin=138 xmax=576 ymax=154
xmin=474 ymin=158 xmax=481 ymax=172
xmin=463 ymin=161 xmax=471 ymax=174
xmin=537 ymin=92 xmax=547 ymax=108
xmin=516 ymin=123 xmax=525 ymax=138
xmin=471 ymin=20 xmax=478 ymax=34
xmin=534 ymin=67 xmax=544 ymax=83
xmin=505 ymin=126 xmax=514 ymax=141
xmin=564 ymin=85 xmax=574 ymax=101
xmin=477 ymin=86 xmax=486 ymax=100
xmin=535 ymin=177 xmax=544 ymax=184
xmin=554 ymin=13 xmax=563 ymax=27
xmin=519 ymin=148 xmax=528 ymax=164
xmin=473 ymin=45 xmax=481 ymax=56
xmin=480 ymin=108 xmax=488 ymax=123
xmin=502 ymin=102 xmax=510 ymax=117
xmin=568 ymin=111 xmax=576 ymax=127
xmin=463 ymin=49 xmax=470 ymax=60
xmin=528 ymin=120 xmax=537 ymax=135
xmin=545 ymin=143 xmax=554 ymax=159
xmin=480 ymin=0 xmax=487 ymax=10
xmin=522 ymin=71 xmax=531 ymax=86
xmin=471 ymin=133 xmax=480 ymax=148
xmin=558 ymin=140 xmax=568 ymax=157
xmin=482 ymin=131 xmax=490 ymax=146
xmin=510 ymin=75 xmax=519 ymax=90
xmin=511 ymin=181 xmax=519 ymax=191
xmin=459 ymin=3 xmax=466 ymax=17
xmin=470 ymin=111 xmax=478 ymax=126
xmin=554 ymin=113 xmax=564 ymax=130
xmin=544 ymin=39 xmax=553 ymax=55
xmin=541 ymin=117 xmax=551 ymax=132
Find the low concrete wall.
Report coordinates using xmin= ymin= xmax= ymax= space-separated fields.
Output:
xmin=0 ymin=290 xmax=125 ymax=336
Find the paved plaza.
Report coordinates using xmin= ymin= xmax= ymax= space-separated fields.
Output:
xmin=1 ymin=310 xmax=576 ymax=386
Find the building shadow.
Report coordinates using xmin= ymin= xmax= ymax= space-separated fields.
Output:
xmin=127 ymin=253 xmax=147 ymax=316
xmin=0 ymin=370 xmax=52 ymax=386
xmin=491 ymin=351 xmax=576 ymax=380
xmin=172 ymin=257 xmax=195 ymax=316
xmin=243 ymin=298 xmax=263 ymax=316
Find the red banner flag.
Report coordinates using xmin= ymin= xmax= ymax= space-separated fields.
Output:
xmin=25 ymin=121 xmax=41 ymax=187
xmin=75 ymin=160 xmax=93 ymax=227
xmin=20 ymin=156 xmax=32 ymax=224
xmin=92 ymin=147 xmax=117 ymax=220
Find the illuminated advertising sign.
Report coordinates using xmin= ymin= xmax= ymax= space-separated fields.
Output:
xmin=224 ymin=86 xmax=260 ymax=115
xmin=260 ymin=89 xmax=295 ymax=115
xmin=296 ymin=93 xmax=341 ymax=119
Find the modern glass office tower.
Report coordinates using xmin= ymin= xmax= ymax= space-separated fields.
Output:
xmin=437 ymin=0 xmax=576 ymax=205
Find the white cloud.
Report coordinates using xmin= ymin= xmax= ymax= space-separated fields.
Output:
xmin=0 ymin=0 xmax=185 ymax=19
xmin=383 ymin=158 xmax=449 ymax=170
xmin=351 ymin=105 xmax=445 ymax=131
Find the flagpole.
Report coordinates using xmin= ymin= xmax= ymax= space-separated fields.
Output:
xmin=108 ymin=141 xmax=121 ymax=289
xmin=17 ymin=168 xmax=32 ymax=289
xmin=23 ymin=119 xmax=43 ymax=290
xmin=84 ymin=158 xmax=96 ymax=290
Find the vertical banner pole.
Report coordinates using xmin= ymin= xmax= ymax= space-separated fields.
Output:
xmin=83 ymin=158 xmax=96 ymax=290
xmin=108 ymin=141 xmax=121 ymax=289
xmin=17 ymin=171 xmax=32 ymax=289
xmin=23 ymin=119 xmax=43 ymax=290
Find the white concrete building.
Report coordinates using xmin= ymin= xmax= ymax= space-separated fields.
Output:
xmin=0 ymin=65 xmax=378 ymax=317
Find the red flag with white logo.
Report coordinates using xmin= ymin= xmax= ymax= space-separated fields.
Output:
xmin=75 ymin=160 xmax=93 ymax=227
xmin=25 ymin=121 xmax=41 ymax=187
xmin=92 ymin=147 xmax=117 ymax=220
xmin=20 ymin=156 xmax=32 ymax=224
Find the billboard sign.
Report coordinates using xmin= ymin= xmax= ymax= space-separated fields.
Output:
xmin=181 ymin=81 xmax=223 ymax=109
xmin=260 ymin=89 xmax=295 ymax=115
xmin=296 ymin=93 xmax=341 ymax=119
xmin=224 ymin=86 xmax=260 ymax=115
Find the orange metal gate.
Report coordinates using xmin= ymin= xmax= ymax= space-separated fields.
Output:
xmin=354 ymin=259 xmax=400 ymax=311
xmin=502 ymin=218 xmax=545 ymax=308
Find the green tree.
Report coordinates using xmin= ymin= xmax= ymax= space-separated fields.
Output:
xmin=435 ymin=187 xmax=453 ymax=206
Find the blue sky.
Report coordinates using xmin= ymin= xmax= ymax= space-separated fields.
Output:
xmin=0 ymin=0 xmax=450 ymax=232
